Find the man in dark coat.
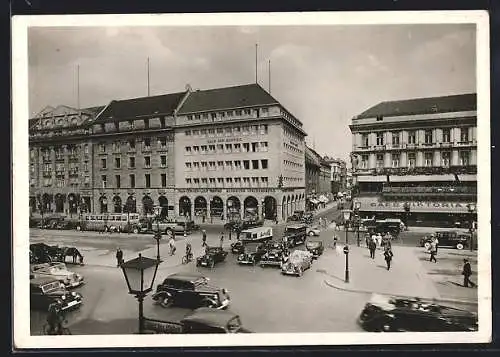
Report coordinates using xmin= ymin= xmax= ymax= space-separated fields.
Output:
xmin=116 ymin=248 xmax=123 ymax=267
xmin=368 ymin=239 xmax=377 ymax=259
xmin=384 ymin=248 xmax=393 ymax=270
xmin=462 ymin=259 xmax=473 ymax=287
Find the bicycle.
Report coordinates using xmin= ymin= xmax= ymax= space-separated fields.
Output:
xmin=181 ymin=252 xmax=193 ymax=264
xmin=42 ymin=320 xmax=72 ymax=335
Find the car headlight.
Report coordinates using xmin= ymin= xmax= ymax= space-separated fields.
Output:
xmin=61 ymin=295 xmax=66 ymax=300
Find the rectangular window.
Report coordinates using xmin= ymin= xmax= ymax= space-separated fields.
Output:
xmin=193 ymin=146 xmax=200 ymax=154
xmin=260 ymin=142 xmax=268 ymax=152
xmin=376 ymin=154 xmax=384 ymax=168
xmin=193 ymin=162 xmax=200 ymax=171
xmin=145 ymin=174 xmax=151 ymax=188
xmin=161 ymin=155 xmax=167 ymax=167
xmin=101 ymin=158 xmax=107 ymax=169
xmin=209 ymin=161 xmax=216 ymax=170
xmin=128 ymin=139 xmax=135 ymax=149
xmin=192 ymin=130 xmax=200 ymax=136
xmin=460 ymin=128 xmax=469 ymax=142
xmin=251 ymin=142 xmax=258 ymax=152
xmin=129 ymin=157 xmax=135 ymax=168
xmin=391 ymin=153 xmax=400 ymax=168
xmin=242 ymin=125 xmax=249 ymax=135
xmin=234 ymin=143 xmax=241 ymax=153
xmin=408 ymin=131 xmax=416 ymax=144
xmin=460 ymin=151 xmax=470 ymax=166
xmin=260 ymin=124 xmax=268 ymax=134
xmin=243 ymin=160 xmax=250 ymax=170
xmin=129 ymin=174 xmax=135 ymax=188
xmin=392 ymin=132 xmax=400 ymax=145
xmin=362 ymin=134 xmax=369 ymax=147
xmin=201 ymin=162 xmax=208 ymax=171
xmin=209 ymin=145 xmax=216 ymax=153
xmin=408 ymin=153 xmax=416 ymax=168
xmin=84 ymin=175 xmax=90 ymax=187
xmin=112 ymin=142 xmax=120 ymax=152
xmin=442 ymin=129 xmax=451 ymax=143
xmin=114 ymin=157 xmax=121 ymax=169
xmin=261 ymin=177 xmax=268 ymax=185
xmin=115 ymin=175 xmax=121 ymax=189
xmin=203 ymin=114 xmax=209 ymax=120
xmin=159 ymin=137 xmax=167 ymax=148
xmin=225 ymin=144 xmax=232 ymax=153
xmin=217 ymin=161 xmax=223 ymax=168
xmin=234 ymin=126 xmax=241 ymax=135
xmin=243 ymin=143 xmax=250 ymax=152
xmin=225 ymin=128 xmax=232 ymax=136
xmin=234 ymin=160 xmax=242 ymax=170
xmin=129 ymin=120 xmax=135 ymax=129
xmin=376 ymin=133 xmax=384 ymax=146
xmin=84 ymin=161 xmax=89 ymax=171
xmin=217 ymin=144 xmax=224 ymax=152
xmin=211 ymin=113 xmax=217 ymax=120
xmin=424 ymin=152 xmax=433 ymax=167
xmin=225 ymin=161 xmax=233 ymax=170
xmin=185 ymin=130 xmax=192 ymax=136
xmin=185 ymin=146 xmax=192 ymax=155
xmin=217 ymin=128 xmax=224 ymax=136
xmin=101 ymin=175 xmax=107 ymax=188
xmin=99 ymin=144 xmax=106 ymax=153
xmin=185 ymin=162 xmax=192 ymax=171
xmin=84 ymin=144 xmax=89 ymax=154
xmin=143 ymin=138 xmax=151 ymax=150
xmin=201 ymin=145 xmax=207 ymax=154
xmin=252 ymin=160 xmax=259 ymax=169
xmin=442 ymin=151 xmax=451 ymax=167
xmin=200 ymin=129 xmax=207 ymax=137
xmin=361 ymin=155 xmax=369 ymax=169
xmin=195 ymin=114 xmax=201 ymax=120
xmin=193 ymin=178 xmax=200 ymax=185
xmin=161 ymin=174 xmax=167 ymax=187
xmin=144 ymin=156 xmax=151 ymax=168
xmin=261 ymin=159 xmax=268 ymax=169
xmin=424 ymin=130 xmax=433 ymax=144
xmin=208 ymin=129 xmax=215 ymax=136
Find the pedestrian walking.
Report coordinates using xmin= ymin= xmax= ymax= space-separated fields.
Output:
xmin=115 ymin=248 xmax=123 ymax=267
xmin=229 ymin=228 xmax=232 ymax=241
xmin=462 ymin=259 xmax=474 ymax=287
xmin=368 ymin=239 xmax=376 ymax=259
xmin=434 ymin=236 xmax=439 ymax=254
xmin=202 ymin=230 xmax=207 ymax=247
xmin=376 ymin=233 xmax=382 ymax=249
xmin=332 ymin=234 xmax=338 ymax=248
xmin=429 ymin=241 xmax=437 ymax=263
xmin=220 ymin=232 xmax=224 ymax=248
xmin=169 ymin=236 xmax=176 ymax=256
xmin=383 ymin=248 xmax=393 ymax=270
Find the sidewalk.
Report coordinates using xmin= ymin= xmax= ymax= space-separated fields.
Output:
xmin=321 ymin=245 xmax=477 ymax=308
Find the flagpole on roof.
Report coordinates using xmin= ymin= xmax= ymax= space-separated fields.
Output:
xmin=77 ymin=64 xmax=80 ymax=111
xmin=268 ymin=59 xmax=271 ymax=94
xmin=147 ymin=57 xmax=150 ymax=97
xmin=255 ymin=44 xmax=258 ymax=84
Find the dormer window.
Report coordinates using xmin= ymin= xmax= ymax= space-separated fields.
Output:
xmin=376 ymin=115 xmax=383 ymax=121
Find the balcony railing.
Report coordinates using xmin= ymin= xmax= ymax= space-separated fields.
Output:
xmin=382 ymin=186 xmax=477 ymax=194
xmin=355 ymin=165 xmax=477 ymax=176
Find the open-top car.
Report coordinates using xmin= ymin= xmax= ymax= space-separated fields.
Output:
xmin=30 ymin=276 xmax=83 ymax=311
xmin=237 ymin=242 xmax=267 ymax=265
xmin=305 ymin=240 xmax=324 ymax=258
xmin=152 ymin=273 xmax=230 ymax=309
xmin=357 ymin=293 xmax=478 ymax=332
xmin=260 ymin=242 xmax=289 ymax=267
xmin=196 ymin=246 xmax=228 ymax=268
xmin=281 ymin=250 xmax=313 ymax=277
xmin=31 ymin=262 xmax=84 ymax=288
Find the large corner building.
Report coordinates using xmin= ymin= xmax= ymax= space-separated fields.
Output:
xmin=29 ymin=84 xmax=307 ymax=222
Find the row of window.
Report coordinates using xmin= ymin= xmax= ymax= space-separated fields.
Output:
xmin=185 ymin=141 xmax=268 ymax=155
xmin=185 ymin=159 xmax=269 ymax=171
xmin=186 ymin=107 xmax=269 ymax=121
xmin=185 ymin=177 xmax=269 ymax=186
xmin=37 ymin=145 xmax=90 ymax=161
xmin=360 ymin=128 xmax=472 ymax=147
xmin=100 ymin=155 xmax=167 ymax=170
xmin=37 ymin=162 xmax=90 ymax=176
xmin=98 ymin=137 xmax=169 ymax=154
xmin=284 ymin=160 xmax=303 ymax=168
xmin=283 ymin=142 xmax=303 ymax=154
xmin=185 ymin=124 xmax=268 ymax=137
xmin=359 ymin=150 xmax=472 ymax=169
xmin=101 ymin=174 xmax=167 ymax=189
xmin=37 ymin=176 xmax=90 ymax=188
xmin=97 ymin=118 xmax=167 ymax=133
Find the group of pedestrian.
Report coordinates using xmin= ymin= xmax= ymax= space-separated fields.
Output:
xmin=426 ymin=233 xmax=439 ymax=263
xmin=365 ymin=232 xmax=394 ymax=270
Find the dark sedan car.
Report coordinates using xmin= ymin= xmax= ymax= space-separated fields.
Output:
xmin=358 ymin=294 xmax=478 ymax=332
xmin=30 ymin=276 xmax=83 ymax=311
xmin=196 ymin=247 xmax=228 ymax=268
xmin=305 ymin=240 xmax=324 ymax=258
xmin=260 ymin=242 xmax=289 ymax=267
xmin=237 ymin=242 xmax=267 ymax=265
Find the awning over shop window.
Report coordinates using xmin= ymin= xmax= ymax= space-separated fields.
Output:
xmin=389 ymin=175 xmax=456 ymax=182
xmin=357 ymin=175 xmax=387 ymax=183
xmin=356 ymin=196 xmax=476 ymax=214
xmin=458 ymin=174 xmax=477 ymax=182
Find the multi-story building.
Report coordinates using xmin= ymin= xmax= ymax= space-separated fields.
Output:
xmin=28 ymin=83 xmax=307 ymax=222
xmin=305 ymin=146 xmax=331 ymax=209
xmin=323 ymin=156 xmax=347 ymax=195
xmin=29 ymin=105 xmax=104 ymax=216
xmin=349 ymin=93 xmax=477 ymax=227
xmin=174 ymin=84 xmax=307 ymax=222
xmin=319 ymin=159 xmax=331 ymax=195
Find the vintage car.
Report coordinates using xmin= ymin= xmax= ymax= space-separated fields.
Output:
xmin=419 ymin=231 xmax=470 ymax=250
xmin=196 ymin=246 xmax=228 ymax=268
xmin=31 ymin=262 xmax=84 ymax=288
xmin=282 ymin=224 xmax=307 ymax=248
xmin=306 ymin=226 xmax=321 ymax=236
xmin=286 ymin=210 xmax=305 ymax=223
xmin=135 ymin=217 xmax=194 ymax=235
xmin=260 ymin=242 xmax=289 ymax=267
xmin=357 ymin=294 xmax=478 ymax=332
xmin=143 ymin=308 xmax=252 ymax=334
xmin=230 ymin=226 xmax=273 ymax=254
xmin=305 ymin=240 xmax=324 ymax=258
xmin=237 ymin=242 xmax=267 ymax=265
xmin=30 ymin=276 xmax=83 ymax=311
xmin=281 ymin=250 xmax=313 ymax=277
xmin=152 ymin=273 xmax=230 ymax=309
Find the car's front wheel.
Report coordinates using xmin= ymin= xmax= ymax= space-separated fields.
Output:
xmin=132 ymin=227 xmax=139 ymax=234
xmin=456 ymin=243 xmax=464 ymax=250
xmin=309 ymin=231 xmax=315 ymax=236
xmin=159 ymin=295 xmax=173 ymax=308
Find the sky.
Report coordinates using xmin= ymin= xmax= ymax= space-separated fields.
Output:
xmin=28 ymin=24 xmax=476 ymax=161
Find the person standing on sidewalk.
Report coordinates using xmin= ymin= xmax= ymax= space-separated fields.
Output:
xmin=219 ymin=232 xmax=224 ymax=248
xmin=169 ymin=236 xmax=176 ymax=256
xmin=462 ymin=259 xmax=473 ymax=287
xmin=116 ymin=248 xmax=123 ymax=267
xmin=434 ymin=235 xmax=439 ymax=254
xmin=429 ymin=240 xmax=437 ymax=263
xmin=368 ymin=239 xmax=376 ymax=259
xmin=383 ymin=247 xmax=393 ymax=270
xmin=201 ymin=230 xmax=207 ymax=247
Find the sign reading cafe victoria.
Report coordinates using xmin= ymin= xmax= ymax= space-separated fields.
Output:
xmin=359 ymin=199 xmax=477 ymax=213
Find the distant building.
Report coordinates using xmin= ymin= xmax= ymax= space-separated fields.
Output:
xmin=349 ymin=93 xmax=477 ymax=227
xmin=323 ymin=156 xmax=347 ymax=195
xmin=305 ymin=146 xmax=331 ymax=210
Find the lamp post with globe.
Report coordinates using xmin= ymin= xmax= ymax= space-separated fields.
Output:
xmin=342 ymin=209 xmax=353 ymax=283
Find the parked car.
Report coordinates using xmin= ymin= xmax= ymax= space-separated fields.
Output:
xmin=357 ymin=293 xmax=478 ymax=332
xmin=281 ymin=250 xmax=313 ymax=277
xmin=152 ymin=273 xmax=230 ymax=309
xmin=230 ymin=226 xmax=273 ymax=254
xmin=420 ymin=231 xmax=470 ymax=250
xmin=30 ymin=276 xmax=83 ymax=311
xmin=306 ymin=226 xmax=321 ymax=236
xmin=305 ymin=240 xmax=324 ymax=258
xmin=196 ymin=247 xmax=228 ymax=268
xmin=31 ymin=262 xmax=84 ymax=288
xmin=260 ymin=243 xmax=289 ymax=267
xmin=283 ymin=224 xmax=307 ymax=248
xmin=237 ymin=242 xmax=267 ymax=265
xmin=143 ymin=308 xmax=252 ymax=334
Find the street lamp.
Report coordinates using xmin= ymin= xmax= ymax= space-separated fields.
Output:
xmin=153 ymin=206 xmax=162 ymax=261
xmin=467 ymin=203 xmax=476 ymax=252
xmin=353 ymin=201 xmax=361 ymax=247
xmin=342 ymin=209 xmax=353 ymax=283
xmin=121 ymin=253 xmax=161 ymax=334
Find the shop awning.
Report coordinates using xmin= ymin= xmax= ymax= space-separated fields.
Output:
xmin=389 ymin=175 xmax=455 ymax=182
xmin=356 ymin=196 xmax=476 ymax=214
xmin=458 ymin=174 xmax=477 ymax=182
xmin=357 ymin=175 xmax=387 ymax=183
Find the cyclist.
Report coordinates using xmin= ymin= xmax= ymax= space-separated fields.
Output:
xmin=46 ymin=301 xmax=64 ymax=335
